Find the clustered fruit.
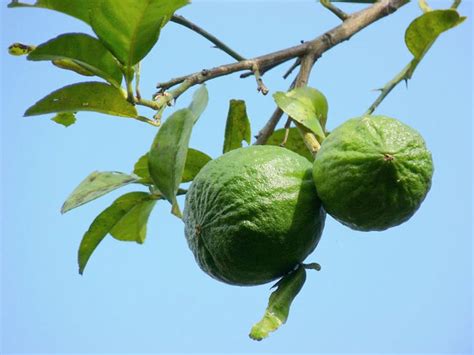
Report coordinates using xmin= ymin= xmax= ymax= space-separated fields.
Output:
xmin=184 ymin=114 xmax=433 ymax=286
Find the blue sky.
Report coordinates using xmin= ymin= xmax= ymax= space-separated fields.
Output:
xmin=1 ymin=1 xmax=472 ymax=354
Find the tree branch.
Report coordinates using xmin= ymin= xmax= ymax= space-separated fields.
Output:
xmin=154 ymin=0 xmax=409 ymax=108
xmin=170 ymin=15 xmax=246 ymax=61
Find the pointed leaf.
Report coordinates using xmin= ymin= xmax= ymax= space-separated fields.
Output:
xmin=273 ymin=87 xmax=328 ymax=137
xmin=8 ymin=0 xmax=92 ymax=24
xmin=405 ymin=9 xmax=466 ymax=60
xmin=110 ymin=199 xmax=157 ymax=244
xmin=249 ymin=266 xmax=306 ymax=341
xmin=24 ymin=82 xmax=137 ymax=118
xmin=182 ymin=149 xmax=212 ymax=183
xmin=28 ymin=33 xmax=122 ymax=86
xmin=62 ymin=171 xmax=137 ymax=213
xmin=78 ymin=192 xmax=152 ymax=274
xmin=51 ymin=112 xmax=76 ymax=127
xmin=90 ymin=0 xmax=189 ymax=67
xmin=266 ymin=128 xmax=313 ymax=161
xmin=188 ymin=85 xmax=209 ymax=123
xmin=223 ymin=100 xmax=251 ymax=153
xmin=148 ymin=109 xmax=195 ymax=218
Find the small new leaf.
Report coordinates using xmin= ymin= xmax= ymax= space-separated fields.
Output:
xmin=148 ymin=109 xmax=195 ymax=218
xmin=8 ymin=42 xmax=35 ymax=56
xmin=249 ymin=265 xmax=307 ymax=341
xmin=51 ymin=112 xmax=76 ymax=127
xmin=223 ymin=100 xmax=251 ymax=153
xmin=62 ymin=171 xmax=137 ymax=213
xmin=78 ymin=192 xmax=154 ymax=274
xmin=405 ymin=9 xmax=466 ymax=60
xmin=266 ymin=128 xmax=313 ymax=161
xmin=273 ymin=87 xmax=328 ymax=138
xmin=24 ymin=82 xmax=137 ymax=118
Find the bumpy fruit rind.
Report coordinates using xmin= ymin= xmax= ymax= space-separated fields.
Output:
xmin=184 ymin=145 xmax=326 ymax=286
xmin=312 ymin=115 xmax=433 ymax=231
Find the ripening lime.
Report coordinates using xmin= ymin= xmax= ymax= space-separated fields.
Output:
xmin=184 ymin=145 xmax=326 ymax=286
xmin=312 ymin=115 xmax=433 ymax=231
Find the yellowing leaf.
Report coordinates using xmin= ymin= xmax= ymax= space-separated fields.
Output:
xmin=51 ymin=112 xmax=76 ymax=127
xmin=273 ymin=87 xmax=328 ymax=138
xmin=405 ymin=9 xmax=466 ymax=60
xmin=62 ymin=171 xmax=137 ymax=213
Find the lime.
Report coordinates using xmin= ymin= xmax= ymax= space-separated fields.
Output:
xmin=184 ymin=145 xmax=325 ymax=286
xmin=312 ymin=115 xmax=433 ymax=231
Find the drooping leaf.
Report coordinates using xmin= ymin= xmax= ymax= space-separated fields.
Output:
xmin=8 ymin=42 xmax=36 ymax=56
xmin=24 ymin=82 xmax=137 ymax=118
xmin=249 ymin=265 xmax=306 ymax=341
xmin=110 ymin=199 xmax=157 ymax=244
xmin=28 ymin=33 xmax=123 ymax=86
xmin=8 ymin=0 xmax=92 ymax=24
xmin=405 ymin=9 xmax=466 ymax=60
xmin=188 ymin=85 xmax=209 ymax=123
xmin=273 ymin=87 xmax=328 ymax=138
xmin=51 ymin=112 xmax=76 ymax=127
xmin=148 ymin=109 xmax=195 ymax=218
xmin=223 ymin=100 xmax=251 ymax=153
xmin=61 ymin=171 xmax=137 ymax=213
xmin=266 ymin=128 xmax=313 ymax=161
xmin=89 ymin=0 xmax=189 ymax=67
xmin=78 ymin=192 xmax=153 ymax=274
xmin=182 ymin=149 xmax=212 ymax=183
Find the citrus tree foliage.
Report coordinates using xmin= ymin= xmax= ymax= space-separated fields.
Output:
xmin=7 ymin=0 xmax=465 ymax=341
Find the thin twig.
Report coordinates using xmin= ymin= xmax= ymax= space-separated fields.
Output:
xmin=154 ymin=0 xmax=409 ymax=108
xmin=170 ymin=15 xmax=246 ymax=61
xmin=252 ymin=64 xmax=269 ymax=95
xmin=281 ymin=118 xmax=292 ymax=146
xmin=451 ymin=0 xmax=461 ymax=9
xmin=321 ymin=0 xmax=349 ymax=21
xmin=283 ymin=58 xmax=301 ymax=79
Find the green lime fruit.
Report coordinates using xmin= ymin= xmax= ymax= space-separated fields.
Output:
xmin=184 ymin=145 xmax=326 ymax=286
xmin=312 ymin=115 xmax=433 ymax=231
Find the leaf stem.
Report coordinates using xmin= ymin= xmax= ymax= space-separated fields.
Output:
xmin=418 ymin=0 xmax=432 ymax=13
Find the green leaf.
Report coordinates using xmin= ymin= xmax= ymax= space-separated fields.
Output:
xmin=182 ymin=149 xmax=212 ymax=183
xmin=188 ymin=85 xmax=209 ymax=123
xmin=61 ymin=171 xmax=137 ymax=213
xmin=133 ymin=154 xmax=152 ymax=184
xmin=249 ymin=265 xmax=307 ymax=341
xmin=273 ymin=87 xmax=328 ymax=138
xmin=223 ymin=100 xmax=251 ymax=153
xmin=405 ymin=9 xmax=466 ymax=60
xmin=51 ymin=112 xmax=76 ymax=127
xmin=9 ymin=0 xmax=92 ymax=24
xmin=28 ymin=33 xmax=122 ymax=86
xmin=78 ymin=192 xmax=153 ymax=274
xmin=148 ymin=109 xmax=195 ymax=218
xmin=24 ymin=82 xmax=137 ymax=118
xmin=90 ymin=0 xmax=189 ymax=67
xmin=110 ymin=199 xmax=156 ymax=244
xmin=266 ymin=128 xmax=313 ymax=161
xmin=134 ymin=148 xmax=211 ymax=185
